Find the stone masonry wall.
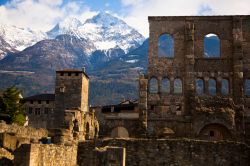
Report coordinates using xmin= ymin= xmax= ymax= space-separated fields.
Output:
xmin=77 ymin=139 xmax=250 ymax=166
xmin=0 ymin=122 xmax=48 ymax=140
xmin=14 ymin=144 xmax=77 ymax=166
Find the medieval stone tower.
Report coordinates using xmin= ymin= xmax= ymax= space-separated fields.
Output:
xmin=53 ymin=69 xmax=89 ymax=128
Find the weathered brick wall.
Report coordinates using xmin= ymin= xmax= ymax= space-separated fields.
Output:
xmin=14 ymin=144 xmax=77 ymax=166
xmin=77 ymin=139 xmax=250 ymax=166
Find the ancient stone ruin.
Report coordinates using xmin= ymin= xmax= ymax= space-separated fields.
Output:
xmin=1 ymin=15 xmax=250 ymax=166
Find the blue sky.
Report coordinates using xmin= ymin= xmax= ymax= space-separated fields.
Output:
xmin=0 ymin=0 xmax=250 ymax=36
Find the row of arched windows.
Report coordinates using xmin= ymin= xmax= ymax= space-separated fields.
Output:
xmin=149 ymin=78 xmax=183 ymax=94
xmin=158 ymin=33 xmax=220 ymax=58
xmin=195 ymin=78 xmax=229 ymax=96
xmin=149 ymin=78 xmax=250 ymax=96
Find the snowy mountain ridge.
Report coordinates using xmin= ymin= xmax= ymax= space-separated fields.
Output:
xmin=0 ymin=24 xmax=47 ymax=51
xmin=47 ymin=12 xmax=145 ymax=53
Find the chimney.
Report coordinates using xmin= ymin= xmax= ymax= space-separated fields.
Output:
xmin=82 ymin=67 xmax=85 ymax=73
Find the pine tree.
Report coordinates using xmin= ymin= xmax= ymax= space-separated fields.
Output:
xmin=0 ymin=86 xmax=26 ymax=125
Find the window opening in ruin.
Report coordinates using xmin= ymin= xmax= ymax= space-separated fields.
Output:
xmin=60 ymin=73 xmax=63 ymax=76
xmin=30 ymin=100 xmax=33 ymax=104
xmin=85 ymin=122 xmax=90 ymax=139
xmin=245 ymin=79 xmax=250 ymax=96
xmin=174 ymin=79 xmax=182 ymax=94
xmin=149 ymin=77 xmax=158 ymax=93
xmin=209 ymin=130 xmax=215 ymax=137
xmin=44 ymin=108 xmax=49 ymax=114
xmin=28 ymin=107 xmax=33 ymax=114
xmin=208 ymin=79 xmax=216 ymax=96
xmin=161 ymin=78 xmax=170 ymax=94
xmin=75 ymin=72 xmax=79 ymax=76
xmin=221 ymin=79 xmax=229 ymax=95
xmin=158 ymin=34 xmax=174 ymax=58
xmin=38 ymin=100 xmax=41 ymax=104
xmin=196 ymin=79 xmax=204 ymax=95
xmin=204 ymin=33 xmax=220 ymax=58
xmin=46 ymin=100 xmax=49 ymax=104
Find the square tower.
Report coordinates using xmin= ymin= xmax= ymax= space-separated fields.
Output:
xmin=53 ymin=69 xmax=89 ymax=128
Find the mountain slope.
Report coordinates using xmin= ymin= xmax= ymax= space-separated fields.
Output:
xmin=0 ymin=37 xmax=16 ymax=60
xmin=0 ymin=24 xmax=47 ymax=51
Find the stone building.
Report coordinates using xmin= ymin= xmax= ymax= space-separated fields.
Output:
xmin=138 ymin=15 xmax=250 ymax=142
xmin=24 ymin=94 xmax=55 ymax=128
xmin=24 ymin=69 xmax=99 ymax=141
xmin=92 ymin=100 xmax=140 ymax=138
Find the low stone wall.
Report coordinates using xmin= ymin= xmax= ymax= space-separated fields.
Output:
xmin=0 ymin=148 xmax=13 ymax=166
xmin=14 ymin=144 xmax=77 ymax=166
xmin=0 ymin=122 xmax=48 ymax=139
xmin=77 ymin=138 xmax=250 ymax=166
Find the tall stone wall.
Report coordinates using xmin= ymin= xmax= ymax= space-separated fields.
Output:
xmin=14 ymin=144 xmax=77 ymax=166
xmin=77 ymin=139 xmax=250 ymax=166
xmin=0 ymin=122 xmax=48 ymax=140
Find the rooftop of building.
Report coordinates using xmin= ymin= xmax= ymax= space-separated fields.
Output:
xmin=56 ymin=68 xmax=89 ymax=78
xmin=24 ymin=93 xmax=55 ymax=101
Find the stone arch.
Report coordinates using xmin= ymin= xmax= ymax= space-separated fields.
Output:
xmin=149 ymin=77 xmax=158 ymax=94
xmin=161 ymin=77 xmax=170 ymax=94
xmin=204 ymin=33 xmax=220 ymax=58
xmin=221 ymin=78 xmax=229 ymax=95
xmin=158 ymin=33 xmax=174 ymax=58
xmin=198 ymin=123 xmax=232 ymax=141
xmin=208 ymin=78 xmax=216 ymax=96
xmin=111 ymin=126 xmax=129 ymax=138
xmin=174 ymin=78 xmax=182 ymax=94
xmin=244 ymin=79 xmax=250 ymax=96
xmin=196 ymin=78 xmax=204 ymax=95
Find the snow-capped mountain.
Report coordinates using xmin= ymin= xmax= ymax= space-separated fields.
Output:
xmin=47 ymin=12 xmax=145 ymax=54
xmin=0 ymin=37 xmax=16 ymax=60
xmin=0 ymin=24 xmax=47 ymax=51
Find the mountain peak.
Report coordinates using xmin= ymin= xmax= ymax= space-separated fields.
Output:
xmin=84 ymin=12 xmax=125 ymax=28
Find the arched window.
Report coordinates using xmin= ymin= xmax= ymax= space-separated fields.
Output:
xmin=208 ymin=79 xmax=217 ymax=96
xmin=158 ymin=34 xmax=174 ymax=58
xmin=149 ymin=77 xmax=158 ymax=93
xmin=161 ymin=78 xmax=170 ymax=94
xmin=204 ymin=33 xmax=220 ymax=58
xmin=174 ymin=79 xmax=182 ymax=94
xmin=245 ymin=79 xmax=250 ymax=96
xmin=221 ymin=79 xmax=229 ymax=95
xmin=196 ymin=79 xmax=204 ymax=95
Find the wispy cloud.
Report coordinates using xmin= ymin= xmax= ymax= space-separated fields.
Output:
xmin=121 ymin=0 xmax=250 ymax=36
xmin=0 ymin=0 xmax=96 ymax=31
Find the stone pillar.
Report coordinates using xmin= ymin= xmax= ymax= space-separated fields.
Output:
xmin=184 ymin=21 xmax=196 ymax=115
xmin=139 ymin=74 xmax=148 ymax=135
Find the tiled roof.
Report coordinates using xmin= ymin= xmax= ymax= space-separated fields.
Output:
xmin=24 ymin=93 xmax=55 ymax=101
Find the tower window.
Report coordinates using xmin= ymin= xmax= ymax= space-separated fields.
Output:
xmin=208 ymin=79 xmax=216 ymax=96
xmin=158 ymin=34 xmax=174 ymax=58
xmin=174 ymin=79 xmax=182 ymax=94
xmin=161 ymin=78 xmax=170 ymax=94
xmin=149 ymin=77 xmax=158 ymax=93
xmin=204 ymin=33 xmax=220 ymax=58
xmin=196 ymin=79 xmax=204 ymax=95
xmin=245 ymin=79 xmax=250 ymax=96
xmin=221 ymin=79 xmax=229 ymax=95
